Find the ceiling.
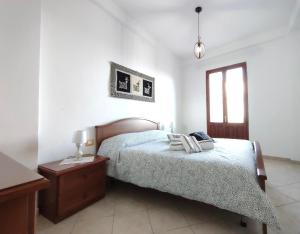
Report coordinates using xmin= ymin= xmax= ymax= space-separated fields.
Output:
xmin=111 ymin=0 xmax=298 ymax=60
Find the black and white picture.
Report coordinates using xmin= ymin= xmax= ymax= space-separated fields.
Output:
xmin=110 ymin=62 xmax=155 ymax=102
xmin=116 ymin=71 xmax=131 ymax=93
xmin=143 ymin=79 xmax=153 ymax=97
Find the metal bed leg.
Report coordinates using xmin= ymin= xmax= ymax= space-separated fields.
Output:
xmin=240 ymin=216 xmax=247 ymax=227
xmin=262 ymin=223 xmax=267 ymax=234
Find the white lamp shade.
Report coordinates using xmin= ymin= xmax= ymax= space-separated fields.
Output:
xmin=72 ymin=130 xmax=87 ymax=144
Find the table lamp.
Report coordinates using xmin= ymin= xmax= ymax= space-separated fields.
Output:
xmin=72 ymin=130 xmax=87 ymax=160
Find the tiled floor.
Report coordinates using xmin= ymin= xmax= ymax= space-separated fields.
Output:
xmin=37 ymin=158 xmax=300 ymax=234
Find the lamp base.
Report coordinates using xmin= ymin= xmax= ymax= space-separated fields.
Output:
xmin=75 ymin=144 xmax=84 ymax=160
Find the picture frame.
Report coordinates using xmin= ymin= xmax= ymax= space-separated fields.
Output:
xmin=110 ymin=62 xmax=155 ymax=102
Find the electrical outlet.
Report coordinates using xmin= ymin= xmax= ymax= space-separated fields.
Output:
xmin=85 ymin=139 xmax=95 ymax=146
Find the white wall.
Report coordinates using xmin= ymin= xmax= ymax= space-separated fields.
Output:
xmin=0 ymin=0 xmax=41 ymax=169
xmin=3 ymin=0 xmax=297 ymax=166
xmin=182 ymin=31 xmax=300 ymax=161
xmin=38 ymin=0 xmax=182 ymax=164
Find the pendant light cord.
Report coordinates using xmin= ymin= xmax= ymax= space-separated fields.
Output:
xmin=197 ymin=12 xmax=200 ymax=42
xmin=194 ymin=6 xmax=205 ymax=59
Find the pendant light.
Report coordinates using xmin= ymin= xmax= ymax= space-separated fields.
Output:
xmin=194 ymin=6 xmax=205 ymax=59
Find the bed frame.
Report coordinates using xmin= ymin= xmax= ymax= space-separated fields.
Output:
xmin=95 ymin=117 xmax=268 ymax=234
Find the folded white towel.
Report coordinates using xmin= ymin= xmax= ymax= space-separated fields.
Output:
xmin=191 ymin=136 xmax=202 ymax=152
xmin=169 ymin=144 xmax=185 ymax=151
xmin=170 ymin=141 xmax=183 ymax=146
xmin=168 ymin=135 xmax=214 ymax=153
xmin=180 ymin=135 xmax=196 ymax=153
xmin=167 ymin=133 xmax=182 ymax=142
xmin=199 ymin=140 xmax=214 ymax=150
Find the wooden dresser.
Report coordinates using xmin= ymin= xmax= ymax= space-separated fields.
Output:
xmin=0 ymin=153 xmax=49 ymax=234
xmin=38 ymin=156 xmax=109 ymax=223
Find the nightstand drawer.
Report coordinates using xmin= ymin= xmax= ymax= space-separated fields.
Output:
xmin=38 ymin=156 xmax=109 ymax=223
xmin=58 ymin=186 xmax=103 ymax=217
xmin=59 ymin=164 xmax=105 ymax=194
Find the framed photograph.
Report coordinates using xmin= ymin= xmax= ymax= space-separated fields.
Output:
xmin=110 ymin=62 xmax=155 ymax=102
xmin=143 ymin=79 xmax=153 ymax=97
xmin=116 ymin=71 xmax=131 ymax=93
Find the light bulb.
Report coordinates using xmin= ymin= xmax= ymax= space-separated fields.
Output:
xmin=194 ymin=41 xmax=205 ymax=59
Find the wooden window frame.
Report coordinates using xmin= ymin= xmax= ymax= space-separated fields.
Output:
xmin=206 ymin=62 xmax=249 ymax=131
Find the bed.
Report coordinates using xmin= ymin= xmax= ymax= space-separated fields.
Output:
xmin=95 ymin=118 xmax=279 ymax=234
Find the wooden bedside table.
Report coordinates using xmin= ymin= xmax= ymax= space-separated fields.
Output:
xmin=38 ymin=155 xmax=109 ymax=223
xmin=0 ymin=153 xmax=49 ymax=234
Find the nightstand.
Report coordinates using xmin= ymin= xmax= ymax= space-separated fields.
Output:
xmin=38 ymin=155 xmax=109 ymax=223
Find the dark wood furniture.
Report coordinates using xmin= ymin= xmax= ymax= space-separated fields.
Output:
xmin=253 ymin=141 xmax=267 ymax=234
xmin=95 ymin=117 xmax=268 ymax=234
xmin=206 ymin=62 xmax=249 ymax=140
xmin=38 ymin=155 xmax=109 ymax=223
xmin=0 ymin=152 xmax=49 ymax=234
xmin=95 ymin=117 xmax=159 ymax=150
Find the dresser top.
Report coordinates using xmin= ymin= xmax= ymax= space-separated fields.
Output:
xmin=0 ymin=152 xmax=44 ymax=191
xmin=38 ymin=155 xmax=109 ymax=176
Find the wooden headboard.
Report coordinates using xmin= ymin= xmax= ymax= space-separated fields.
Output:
xmin=95 ymin=118 xmax=159 ymax=151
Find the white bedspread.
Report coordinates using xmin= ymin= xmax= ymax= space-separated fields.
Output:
xmin=98 ymin=130 xmax=280 ymax=230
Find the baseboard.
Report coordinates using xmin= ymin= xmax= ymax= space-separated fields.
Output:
xmin=263 ymin=155 xmax=290 ymax=161
xmin=263 ymin=155 xmax=300 ymax=164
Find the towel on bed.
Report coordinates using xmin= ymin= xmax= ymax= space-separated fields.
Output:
xmin=180 ymin=135 xmax=196 ymax=153
xmin=169 ymin=141 xmax=185 ymax=151
xmin=167 ymin=133 xmax=182 ymax=142
xmin=190 ymin=131 xmax=215 ymax=142
xmin=199 ymin=140 xmax=214 ymax=150
xmin=168 ymin=134 xmax=214 ymax=153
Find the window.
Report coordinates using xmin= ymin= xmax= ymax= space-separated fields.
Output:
xmin=206 ymin=62 xmax=249 ymax=139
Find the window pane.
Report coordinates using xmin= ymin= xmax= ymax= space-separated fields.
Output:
xmin=209 ymin=72 xmax=223 ymax=123
xmin=226 ymin=67 xmax=244 ymax=123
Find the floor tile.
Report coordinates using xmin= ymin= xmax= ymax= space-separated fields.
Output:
xmin=178 ymin=201 xmax=221 ymax=225
xmin=148 ymin=206 xmax=188 ymax=233
xmin=264 ymin=159 xmax=300 ymax=187
xmin=77 ymin=197 xmax=115 ymax=218
xmin=113 ymin=211 xmax=152 ymax=234
xmin=191 ymin=220 xmax=238 ymax=234
xmin=272 ymin=202 xmax=300 ymax=234
xmin=114 ymin=194 xmax=147 ymax=215
xmin=156 ymin=227 xmax=194 ymax=234
xmin=37 ymin=214 xmax=78 ymax=234
xmin=72 ymin=216 xmax=113 ymax=234
xmin=276 ymin=183 xmax=300 ymax=202
xmin=37 ymin=215 xmax=53 ymax=233
xmin=144 ymin=191 xmax=181 ymax=211
xmin=266 ymin=184 xmax=296 ymax=206
xmin=110 ymin=182 xmax=150 ymax=216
